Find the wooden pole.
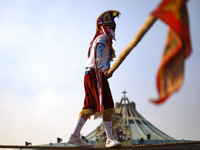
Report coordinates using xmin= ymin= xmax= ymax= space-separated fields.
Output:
xmin=107 ymin=15 xmax=157 ymax=76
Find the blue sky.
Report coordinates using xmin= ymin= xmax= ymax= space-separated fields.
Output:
xmin=0 ymin=0 xmax=199 ymax=145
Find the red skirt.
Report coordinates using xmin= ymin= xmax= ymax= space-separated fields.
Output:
xmin=80 ymin=71 xmax=114 ymax=118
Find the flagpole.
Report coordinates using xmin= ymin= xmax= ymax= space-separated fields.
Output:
xmin=107 ymin=15 xmax=157 ymax=76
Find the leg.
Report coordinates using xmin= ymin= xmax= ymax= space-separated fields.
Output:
xmin=71 ymin=113 xmax=91 ymax=138
xmin=103 ymin=113 xmax=113 ymax=139
xmin=103 ymin=113 xmax=112 ymax=121
xmin=80 ymin=114 xmax=90 ymax=121
xmin=103 ymin=113 xmax=121 ymax=148
xmin=67 ymin=72 xmax=97 ymax=146
xmin=67 ymin=114 xmax=89 ymax=146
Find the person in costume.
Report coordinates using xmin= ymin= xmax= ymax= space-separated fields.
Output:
xmin=68 ymin=10 xmax=121 ymax=148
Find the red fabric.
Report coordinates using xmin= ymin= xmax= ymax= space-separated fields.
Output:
xmin=95 ymin=68 xmax=104 ymax=112
xmin=83 ymin=71 xmax=114 ymax=112
xmin=150 ymin=0 xmax=192 ymax=104
xmin=88 ymin=26 xmax=112 ymax=58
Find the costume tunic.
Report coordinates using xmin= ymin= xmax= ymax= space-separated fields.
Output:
xmin=85 ymin=34 xmax=111 ymax=72
xmin=80 ymin=26 xmax=114 ymax=119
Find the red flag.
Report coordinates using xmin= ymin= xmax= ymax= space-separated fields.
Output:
xmin=150 ymin=0 xmax=192 ymax=104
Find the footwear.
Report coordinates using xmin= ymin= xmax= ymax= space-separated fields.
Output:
xmin=105 ymin=138 xmax=121 ymax=147
xmin=67 ymin=134 xmax=88 ymax=146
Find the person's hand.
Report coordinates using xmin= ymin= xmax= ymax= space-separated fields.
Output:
xmin=104 ymin=69 xmax=112 ymax=79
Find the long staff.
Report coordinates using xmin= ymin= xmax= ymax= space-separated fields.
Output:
xmin=107 ymin=15 xmax=157 ymax=76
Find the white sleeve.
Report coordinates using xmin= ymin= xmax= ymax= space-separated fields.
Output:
xmin=96 ymin=43 xmax=108 ymax=72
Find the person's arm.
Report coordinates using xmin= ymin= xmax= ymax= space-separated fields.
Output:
xmin=96 ymin=44 xmax=112 ymax=79
xmin=96 ymin=43 xmax=108 ymax=72
xmin=95 ymin=35 xmax=112 ymax=79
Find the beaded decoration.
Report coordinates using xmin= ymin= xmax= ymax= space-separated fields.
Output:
xmin=96 ymin=10 xmax=120 ymax=31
